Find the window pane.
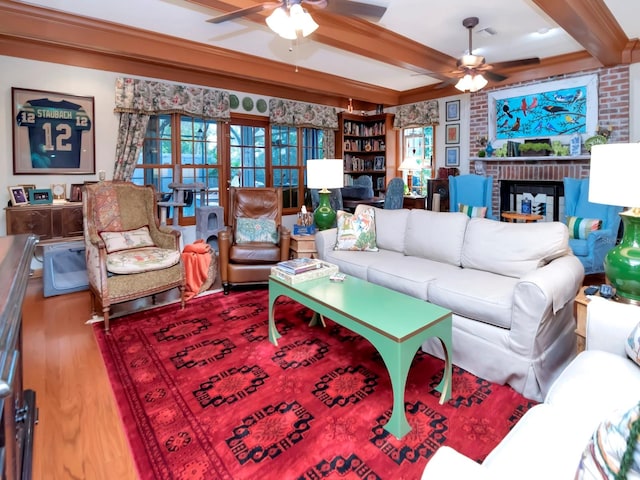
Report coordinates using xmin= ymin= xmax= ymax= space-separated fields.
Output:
xmin=230 ymin=124 xmax=266 ymax=187
xmin=403 ymin=126 xmax=434 ymax=196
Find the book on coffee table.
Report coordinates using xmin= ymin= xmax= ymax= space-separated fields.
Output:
xmin=271 ymin=262 xmax=339 ymax=285
xmin=276 ymin=258 xmax=322 ymax=275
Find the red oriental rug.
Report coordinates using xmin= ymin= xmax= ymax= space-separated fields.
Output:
xmin=94 ymin=289 xmax=536 ymax=480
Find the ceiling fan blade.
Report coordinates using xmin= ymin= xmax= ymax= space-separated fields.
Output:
xmin=483 ymin=70 xmax=507 ymax=82
xmin=319 ymin=0 xmax=387 ymax=21
xmin=490 ymin=57 xmax=540 ymax=70
xmin=207 ymin=2 xmax=282 ymax=24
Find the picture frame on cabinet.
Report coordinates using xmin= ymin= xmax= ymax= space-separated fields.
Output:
xmin=19 ymin=184 xmax=36 ymax=200
xmin=29 ymin=188 xmax=53 ymax=205
xmin=69 ymin=184 xmax=83 ymax=202
xmin=445 ymin=124 xmax=460 ymax=144
xmin=12 ymin=87 xmax=95 ymax=175
xmin=8 ymin=186 xmax=29 ymax=206
xmin=374 ymin=156 xmax=385 ymax=171
xmin=446 ymin=100 xmax=460 ymax=122
xmin=445 ymin=146 xmax=460 ymax=167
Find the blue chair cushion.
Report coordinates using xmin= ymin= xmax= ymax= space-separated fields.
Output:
xmin=568 ymin=238 xmax=589 ymax=257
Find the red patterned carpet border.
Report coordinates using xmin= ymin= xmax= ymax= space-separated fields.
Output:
xmin=94 ymin=289 xmax=536 ymax=480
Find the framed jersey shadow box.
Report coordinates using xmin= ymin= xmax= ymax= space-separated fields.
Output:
xmin=12 ymin=87 xmax=95 ymax=175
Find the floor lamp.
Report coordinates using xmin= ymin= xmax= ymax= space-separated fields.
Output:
xmin=589 ymin=143 xmax=640 ymax=304
xmin=307 ymin=159 xmax=344 ymax=230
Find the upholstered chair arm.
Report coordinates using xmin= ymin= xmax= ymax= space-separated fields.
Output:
xmin=313 ymin=228 xmax=337 ymax=261
xmin=147 ymin=223 xmax=181 ymax=250
xmin=586 ymin=227 xmax=616 ymax=272
xmin=278 ymin=226 xmax=291 ymax=261
xmin=84 ymin=232 xmax=109 ymax=297
xmin=218 ymin=227 xmax=232 ymax=283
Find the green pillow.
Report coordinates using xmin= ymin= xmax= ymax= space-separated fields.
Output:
xmin=235 ymin=217 xmax=278 ymax=244
xmin=459 ymin=203 xmax=487 ymax=218
xmin=566 ymin=216 xmax=602 ymax=239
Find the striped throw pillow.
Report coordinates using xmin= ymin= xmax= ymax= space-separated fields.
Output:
xmin=459 ymin=203 xmax=487 ymax=218
xmin=566 ymin=216 xmax=602 ymax=239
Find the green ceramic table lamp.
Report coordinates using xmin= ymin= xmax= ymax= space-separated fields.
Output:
xmin=589 ymin=143 xmax=640 ymax=304
xmin=307 ymin=159 xmax=344 ymax=230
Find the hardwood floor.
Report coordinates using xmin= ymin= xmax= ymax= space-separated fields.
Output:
xmin=22 ymin=278 xmax=138 ymax=480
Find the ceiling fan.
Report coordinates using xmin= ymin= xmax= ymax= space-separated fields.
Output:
xmin=206 ymin=0 xmax=388 ymax=26
xmin=452 ymin=16 xmax=540 ymax=84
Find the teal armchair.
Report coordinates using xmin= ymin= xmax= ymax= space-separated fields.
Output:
xmin=449 ymin=174 xmax=494 ymax=219
xmin=563 ymin=177 xmax=622 ymax=275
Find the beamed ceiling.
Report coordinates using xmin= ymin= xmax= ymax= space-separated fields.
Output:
xmin=0 ymin=0 xmax=639 ymax=110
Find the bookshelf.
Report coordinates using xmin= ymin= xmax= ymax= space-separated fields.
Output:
xmin=337 ymin=112 xmax=396 ymax=195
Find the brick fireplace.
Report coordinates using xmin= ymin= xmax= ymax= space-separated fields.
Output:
xmin=471 ymin=156 xmax=591 ymax=220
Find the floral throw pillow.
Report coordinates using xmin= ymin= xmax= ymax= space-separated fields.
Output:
xmin=334 ymin=205 xmax=378 ymax=252
xmin=235 ymin=217 xmax=278 ymax=244
xmin=566 ymin=216 xmax=602 ymax=240
xmin=626 ymin=322 xmax=640 ymax=366
xmin=99 ymin=226 xmax=155 ymax=253
xmin=459 ymin=203 xmax=487 ymax=218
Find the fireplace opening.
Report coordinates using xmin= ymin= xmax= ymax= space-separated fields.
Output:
xmin=500 ymin=181 xmax=564 ymax=222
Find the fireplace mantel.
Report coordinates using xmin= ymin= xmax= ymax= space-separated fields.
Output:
xmin=470 ymin=155 xmax=590 ymax=162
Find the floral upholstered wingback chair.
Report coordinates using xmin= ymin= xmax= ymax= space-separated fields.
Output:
xmin=83 ymin=181 xmax=185 ymax=331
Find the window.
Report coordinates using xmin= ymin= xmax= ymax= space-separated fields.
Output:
xmin=402 ymin=126 xmax=434 ymax=196
xmin=132 ymin=114 xmax=221 ymax=225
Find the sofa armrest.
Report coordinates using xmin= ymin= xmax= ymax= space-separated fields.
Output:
xmin=586 ymin=296 xmax=639 ymax=355
xmin=314 ymin=228 xmax=337 ymax=260
xmin=420 ymin=446 xmax=489 ymax=479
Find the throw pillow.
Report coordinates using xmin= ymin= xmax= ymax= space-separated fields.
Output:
xmin=626 ymin=322 xmax=640 ymax=367
xmin=235 ymin=217 xmax=278 ymax=244
xmin=459 ymin=203 xmax=487 ymax=218
xmin=566 ymin=216 xmax=602 ymax=240
xmin=334 ymin=205 xmax=378 ymax=252
xmin=99 ymin=226 xmax=155 ymax=253
xmin=575 ymin=401 xmax=640 ymax=479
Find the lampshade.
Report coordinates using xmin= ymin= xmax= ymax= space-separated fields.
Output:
xmin=398 ymin=157 xmax=421 ymax=172
xmin=266 ymin=4 xmax=318 ymax=40
xmin=455 ymin=73 xmax=488 ymax=93
xmin=589 ymin=143 xmax=640 ymax=208
xmin=588 ymin=142 xmax=640 ymax=304
xmin=307 ymin=159 xmax=344 ymax=191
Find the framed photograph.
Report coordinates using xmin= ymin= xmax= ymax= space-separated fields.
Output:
xmin=445 ymin=146 xmax=460 ymax=167
xmin=374 ymin=156 xmax=385 ymax=171
xmin=29 ymin=188 xmax=53 ymax=205
xmin=446 ymin=100 xmax=460 ymax=122
xmin=70 ymin=183 xmax=84 ymax=202
xmin=446 ymin=123 xmax=460 ymax=144
xmin=8 ymin=186 xmax=29 ymax=206
xmin=12 ymin=87 xmax=95 ymax=175
xmin=19 ymin=184 xmax=36 ymax=199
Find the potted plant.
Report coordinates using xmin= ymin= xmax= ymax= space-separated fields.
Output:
xmin=518 ymin=142 xmax=553 ymax=156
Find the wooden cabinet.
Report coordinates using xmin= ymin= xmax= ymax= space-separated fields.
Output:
xmin=5 ymin=203 xmax=83 ymax=241
xmin=289 ymin=234 xmax=317 ymax=259
xmin=337 ymin=112 xmax=396 ymax=195
xmin=402 ymin=196 xmax=426 ymax=209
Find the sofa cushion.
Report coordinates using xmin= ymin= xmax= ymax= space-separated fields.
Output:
xmin=334 ymin=205 xmax=378 ymax=251
xmin=372 ymin=207 xmax=410 ymax=253
xmin=576 ymin=400 xmax=640 ymax=479
xmin=404 ymin=210 xmax=469 ymax=267
xmin=461 ymin=218 xmax=570 ymax=278
xmin=100 ymin=226 xmax=155 ymax=253
xmin=322 ymin=248 xmax=400 ymax=279
xmin=106 ymin=247 xmax=181 ymax=274
xmin=367 ymin=256 xmax=448 ymax=301
xmin=235 ymin=217 xmax=278 ymax=244
xmin=428 ymin=268 xmax=518 ymax=329
xmin=566 ymin=216 xmax=602 ymax=240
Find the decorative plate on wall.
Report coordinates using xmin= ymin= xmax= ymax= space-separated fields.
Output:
xmin=242 ymin=97 xmax=254 ymax=111
xmin=256 ymin=99 xmax=267 ymax=113
xmin=229 ymin=94 xmax=239 ymax=109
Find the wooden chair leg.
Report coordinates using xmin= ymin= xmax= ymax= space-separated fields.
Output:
xmin=103 ymin=307 xmax=110 ymax=332
xmin=179 ymin=286 xmax=185 ymax=310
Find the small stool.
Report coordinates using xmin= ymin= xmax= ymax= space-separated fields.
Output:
xmin=196 ymin=205 xmax=225 ymax=251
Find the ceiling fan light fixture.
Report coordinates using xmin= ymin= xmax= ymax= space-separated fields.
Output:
xmin=266 ymin=3 xmax=318 ymax=40
xmin=455 ymin=72 xmax=487 ymax=93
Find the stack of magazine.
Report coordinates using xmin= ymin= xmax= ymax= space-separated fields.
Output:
xmin=271 ymin=258 xmax=338 ymax=285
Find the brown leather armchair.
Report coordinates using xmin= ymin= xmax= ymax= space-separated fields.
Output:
xmin=219 ymin=187 xmax=291 ymax=294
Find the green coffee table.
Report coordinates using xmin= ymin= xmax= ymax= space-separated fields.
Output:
xmin=268 ymin=274 xmax=452 ymax=440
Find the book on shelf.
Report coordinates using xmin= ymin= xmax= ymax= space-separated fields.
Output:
xmin=276 ymin=258 xmax=323 ymax=275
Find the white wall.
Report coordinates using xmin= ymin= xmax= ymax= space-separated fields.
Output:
xmin=630 ymin=63 xmax=640 ymax=142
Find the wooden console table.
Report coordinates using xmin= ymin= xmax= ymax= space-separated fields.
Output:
xmin=5 ymin=203 xmax=83 ymax=242
xmin=501 ymin=211 xmax=544 ymax=223
xmin=403 ymin=196 xmax=426 ymax=209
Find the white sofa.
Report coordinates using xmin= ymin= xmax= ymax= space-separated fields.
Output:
xmin=421 ymin=296 xmax=640 ymax=479
xmin=315 ymin=208 xmax=585 ymax=401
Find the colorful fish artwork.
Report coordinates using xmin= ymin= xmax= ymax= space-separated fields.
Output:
xmin=495 ymin=85 xmax=587 ymax=139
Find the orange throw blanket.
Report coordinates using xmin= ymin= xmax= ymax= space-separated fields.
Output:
xmin=181 ymin=239 xmax=212 ymax=301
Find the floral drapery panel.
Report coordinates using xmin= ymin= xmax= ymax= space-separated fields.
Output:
xmin=269 ymin=98 xmax=337 ymax=157
xmin=112 ymin=77 xmax=231 ymax=180
xmin=393 ymin=100 xmax=440 ymax=129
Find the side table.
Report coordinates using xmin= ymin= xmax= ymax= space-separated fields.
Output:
xmin=290 ymin=234 xmax=317 ymax=259
xmin=501 ymin=211 xmax=544 ymax=223
xmin=574 ymin=288 xmax=590 ymax=354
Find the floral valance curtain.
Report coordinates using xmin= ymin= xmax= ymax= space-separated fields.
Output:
xmin=269 ymin=98 xmax=338 ymax=129
xmin=114 ymin=77 xmax=230 ymax=120
xmin=393 ymin=100 xmax=439 ymax=129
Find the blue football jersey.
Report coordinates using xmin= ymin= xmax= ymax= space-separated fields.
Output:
xmin=16 ymin=98 xmax=92 ymax=168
